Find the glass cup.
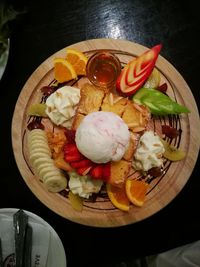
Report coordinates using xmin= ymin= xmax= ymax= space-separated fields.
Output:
xmin=86 ymin=51 xmax=121 ymax=89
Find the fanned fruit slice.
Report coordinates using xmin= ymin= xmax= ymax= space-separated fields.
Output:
xmin=125 ymin=179 xmax=149 ymax=207
xmin=66 ymin=48 xmax=88 ymax=75
xmin=106 ymin=183 xmax=130 ymax=211
xmin=54 ymin=58 xmax=77 ymax=83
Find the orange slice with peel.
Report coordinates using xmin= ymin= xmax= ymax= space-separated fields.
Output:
xmin=66 ymin=48 xmax=88 ymax=75
xmin=106 ymin=183 xmax=130 ymax=211
xmin=54 ymin=58 xmax=77 ymax=83
xmin=125 ymin=179 xmax=149 ymax=207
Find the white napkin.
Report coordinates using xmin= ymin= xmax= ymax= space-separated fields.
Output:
xmin=0 ymin=214 xmax=50 ymax=267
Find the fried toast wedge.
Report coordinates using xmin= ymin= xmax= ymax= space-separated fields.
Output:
xmin=109 ymin=160 xmax=131 ymax=186
xmin=72 ymin=113 xmax=85 ymax=130
xmin=122 ymin=100 xmax=150 ymax=132
xmin=101 ymin=92 xmax=128 ymax=117
xmin=77 ymin=83 xmax=105 ymax=115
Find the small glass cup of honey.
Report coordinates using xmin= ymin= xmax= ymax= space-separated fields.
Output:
xmin=86 ymin=51 xmax=121 ymax=89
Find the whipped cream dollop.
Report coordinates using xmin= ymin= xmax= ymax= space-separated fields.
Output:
xmin=45 ymin=86 xmax=80 ymax=128
xmin=68 ymin=172 xmax=103 ymax=199
xmin=75 ymin=111 xmax=130 ymax=163
xmin=132 ymin=130 xmax=165 ymax=172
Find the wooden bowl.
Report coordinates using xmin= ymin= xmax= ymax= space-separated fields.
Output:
xmin=11 ymin=39 xmax=200 ymax=227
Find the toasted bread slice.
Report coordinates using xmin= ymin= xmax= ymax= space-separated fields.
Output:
xmin=123 ymin=132 xmax=136 ymax=161
xmin=77 ymin=83 xmax=105 ymax=115
xmin=101 ymin=92 xmax=128 ymax=117
xmin=47 ymin=130 xmax=67 ymax=159
xmin=109 ymin=160 xmax=131 ymax=186
xmin=122 ymin=100 xmax=150 ymax=132
xmin=72 ymin=113 xmax=85 ymax=130
xmin=54 ymin=152 xmax=73 ymax=172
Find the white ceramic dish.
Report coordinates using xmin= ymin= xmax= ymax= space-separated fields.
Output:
xmin=0 ymin=208 xmax=67 ymax=267
xmin=0 ymin=38 xmax=9 ymax=80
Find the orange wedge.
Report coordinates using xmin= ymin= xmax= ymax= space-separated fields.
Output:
xmin=106 ymin=183 xmax=130 ymax=211
xmin=125 ymin=179 xmax=149 ymax=207
xmin=66 ymin=48 xmax=88 ymax=75
xmin=54 ymin=58 xmax=77 ymax=83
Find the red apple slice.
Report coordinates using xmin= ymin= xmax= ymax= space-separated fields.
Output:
xmin=116 ymin=44 xmax=162 ymax=96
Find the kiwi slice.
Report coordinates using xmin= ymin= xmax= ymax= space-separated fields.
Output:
xmin=28 ymin=103 xmax=47 ymax=117
xmin=160 ymin=139 xmax=186 ymax=161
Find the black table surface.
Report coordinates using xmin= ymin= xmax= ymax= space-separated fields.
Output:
xmin=0 ymin=0 xmax=200 ymax=266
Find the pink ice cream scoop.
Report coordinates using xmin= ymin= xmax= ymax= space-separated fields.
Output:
xmin=75 ymin=111 xmax=130 ymax=163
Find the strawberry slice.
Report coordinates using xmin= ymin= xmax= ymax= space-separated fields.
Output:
xmin=70 ymin=159 xmax=93 ymax=169
xmin=90 ymin=162 xmax=111 ymax=181
xmin=64 ymin=153 xmax=84 ymax=163
xmin=116 ymin=44 xmax=162 ymax=96
xmin=90 ymin=165 xmax=103 ymax=180
xmin=77 ymin=166 xmax=92 ymax=176
xmin=64 ymin=129 xmax=76 ymax=143
xmin=63 ymin=143 xmax=76 ymax=154
xmin=63 ymin=143 xmax=84 ymax=162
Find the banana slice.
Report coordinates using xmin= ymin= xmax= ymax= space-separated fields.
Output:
xmin=27 ymin=129 xmax=68 ymax=192
xmin=44 ymin=175 xmax=67 ymax=192
xmin=37 ymin=162 xmax=55 ymax=174
xmin=29 ymin=146 xmax=51 ymax=158
xmin=28 ymin=130 xmax=51 ymax=156
xmin=29 ymin=144 xmax=50 ymax=153
xmin=28 ymin=139 xmax=50 ymax=148
xmin=30 ymin=153 xmax=50 ymax=165
xmin=28 ymin=130 xmax=46 ymax=137
xmin=29 ymin=147 xmax=51 ymax=158
xmin=28 ymin=128 xmax=46 ymax=136
xmin=40 ymin=168 xmax=62 ymax=182
xmin=28 ymin=136 xmax=48 ymax=146
xmin=33 ymin=157 xmax=54 ymax=168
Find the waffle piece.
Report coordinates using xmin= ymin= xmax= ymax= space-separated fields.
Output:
xmin=109 ymin=160 xmax=131 ymax=186
xmin=72 ymin=113 xmax=85 ymax=130
xmin=122 ymin=100 xmax=150 ymax=132
xmin=101 ymin=92 xmax=128 ymax=117
xmin=77 ymin=83 xmax=105 ymax=115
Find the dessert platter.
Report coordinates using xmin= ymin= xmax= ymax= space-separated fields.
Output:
xmin=11 ymin=39 xmax=200 ymax=227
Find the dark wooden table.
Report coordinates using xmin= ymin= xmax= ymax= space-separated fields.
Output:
xmin=0 ymin=0 xmax=200 ymax=266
